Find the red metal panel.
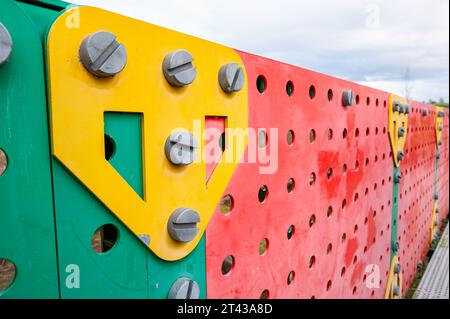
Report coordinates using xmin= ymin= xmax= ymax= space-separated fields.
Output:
xmin=206 ymin=52 xmax=392 ymax=299
xmin=437 ymin=109 xmax=449 ymax=221
xmin=397 ymin=101 xmax=436 ymax=292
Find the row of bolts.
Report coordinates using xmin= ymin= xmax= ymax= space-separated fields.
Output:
xmin=1 ymin=25 xmax=447 ymax=299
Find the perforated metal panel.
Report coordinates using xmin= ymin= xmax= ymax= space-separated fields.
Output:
xmin=206 ymin=52 xmax=392 ymax=299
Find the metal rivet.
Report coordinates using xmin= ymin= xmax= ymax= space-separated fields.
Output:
xmin=79 ymin=31 xmax=127 ymax=77
xmin=394 ymin=172 xmax=402 ymax=184
xmin=392 ymin=241 xmax=400 ymax=252
xmin=0 ymin=23 xmax=13 ymax=65
xmin=138 ymin=234 xmax=150 ymax=246
xmin=0 ymin=148 xmax=7 ymax=176
xmin=167 ymin=208 xmax=200 ymax=243
xmin=165 ymin=131 xmax=198 ymax=166
xmin=168 ymin=277 xmax=200 ymax=299
xmin=394 ymin=263 xmax=401 ymax=274
xmin=218 ymin=62 xmax=244 ymax=93
xmin=398 ymin=127 xmax=406 ymax=138
xmin=163 ymin=50 xmax=196 ymax=87
xmin=342 ymin=90 xmax=354 ymax=107
xmin=393 ymin=285 xmax=401 ymax=297
xmin=397 ymin=150 xmax=405 ymax=161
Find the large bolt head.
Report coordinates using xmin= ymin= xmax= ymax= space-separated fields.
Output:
xmin=394 ymin=263 xmax=401 ymax=274
xmin=397 ymin=150 xmax=405 ymax=161
xmin=436 ymin=151 xmax=441 ymax=160
xmin=168 ymin=277 xmax=200 ymax=299
xmin=434 ymin=193 xmax=439 ymax=201
xmin=398 ymin=127 xmax=406 ymax=138
xmin=167 ymin=208 xmax=200 ymax=243
xmin=165 ymin=131 xmax=198 ymax=165
xmin=394 ymin=172 xmax=402 ymax=184
xmin=0 ymin=23 xmax=13 ymax=65
xmin=393 ymin=241 xmax=400 ymax=252
xmin=342 ymin=90 xmax=354 ymax=107
xmin=163 ymin=50 xmax=196 ymax=87
xmin=404 ymin=105 xmax=410 ymax=114
xmin=392 ymin=102 xmax=400 ymax=112
xmin=393 ymin=285 xmax=401 ymax=297
xmin=438 ymin=111 xmax=445 ymax=118
xmin=79 ymin=31 xmax=127 ymax=77
xmin=219 ymin=63 xmax=245 ymax=93
xmin=0 ymin=148 xmax=7 ymax=176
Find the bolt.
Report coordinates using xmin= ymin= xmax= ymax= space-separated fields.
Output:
xmin=342 ymin=90 xmax=354 ymax=107
xmin=436 ymin=208 xmax=440 ymax=215
xmin=436 ymin=151 xmax=441 ymax=160
xmin=393 ymin=285 xmax=401 ymax=297
xmin=422 ymin=109 xmax=429 ymax=117
xmin=404 ymin=105 xmax=410 ymax=114
xmin=218 ymin=63 xmax=245 ymax=93
xmin=392 ymin=241 xmax=400 ymax=253
xmin=438 ymin=111 xmax=445 ymax=118
xmin=392 ymin=102 xmax=400 ymax=112
xmin=163 ymin=50 xmax=196 ymax=87
xmin=79 ymin=31 xmax=127 ymax=77
xmin=399 ymin=104 xmax=405 ymax=114
xmin=138 ymin=234 xmax=150 ymax=246
xmin=438 ymin=140 xmax=443 ymax=146
xmin=394 ymin=263 xmax=401 ymax=274
xmin=394 ymin=172 xmax=402 ymax=184
xmin=417 ymin=260 xmax=424 ymax=270
xmin=0 ymin=23 xmax=13 ymax=65
xmin=434 ymin=220 xmax=439 ymax=227
xmin=167 ymin=208 xmax=200 ymax=243
xmin=398 ymin=127 xmax=406 ymax=138
xmin=397 ymin=150 xmax=405 ymax=161
xmin=438 ymin=125 xmax=443 ymax=132
xmin=168 ymin=277 xmax=200 ymax=299
xmin=0 ymin=148 xmax=7 ymax=176
xmin=434 ymin=193 xmax=439 ymax=201
xmin=165 ymin=131 xmax=198 ymax=165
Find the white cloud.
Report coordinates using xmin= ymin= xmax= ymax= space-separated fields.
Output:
xmin=73 ymin=0 xmax=449 ymax=102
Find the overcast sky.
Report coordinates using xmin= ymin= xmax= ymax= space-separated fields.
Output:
xmin=73 ymin=0 xmax=449 ymax=102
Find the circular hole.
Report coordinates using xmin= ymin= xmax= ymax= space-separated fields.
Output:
xmin=91 ymin=224 xmax=119 ymax=254
xmin=309 ymin=129 xmax=316 ymax=143
xmin=366 ymin=97 xmax=370 ymax=105
xmin=309 ymin=214 xmax=316 ymax=227
xmin=257 ymin=75 xmax=267 ymax=93
xmin=309 ymin=172 xmax=316 ymax=186
xmin=342 ymin=164 xmax=347 ymax=174
xmin=309 ymin=85 xmax=316 ymax=99
xmin=104 ymin=134 xmax=116 ymax=161
xmin=327 ymin=168 xmax=333 ymax=179
xmin=259 ymin=238 xmax=269 ymax=255
xmin=341 ymin=233 xmax=347 ymax=242
xmin=352 ymin=286 xmax=357 ymax=295
xmin=327 ymin=89 xmax=334 ymax=101
xmin=326 ymin=280 xmax=332 ymax=291
xmin=355 ymin=128 xmax=360 ymax=137
xmin=356 ymin=95 xmax=360 ymax=104
xmin=258 ymin=185 xmax=269 ymax=203
xmin=327 ymin=129 xmax=333 ymax=140
xmin=309 ymin=256 xmax=316 ymax=268
xmin=287 ymin=225 xmax=295 ymax=240
xmin=327 ymin=243 xmax=333 ymax=254
xmin=353 ymin=255 xmax=358 ymax=264
xmin=342 ymin=199 xmax=347 ymax=209
xmin=220 ymin=194 xmax=234 ymax=215
xmin=260 ymin=289 xmax=270 ymax=299
xmin=354 ymin=193 xmax=359 ymax=202
xmin=341 ymin=266 xmax=346 ymax=277
xmin=0 ymin=259 xmax=16 ymax=292
xmin=366 ymin=128 xmax=370 ymax=136
xmin=258 ymin=130 xmax=267 ymax=148
xmin=327 ymin=206 xmax=333 ymax=218
xmin=286 ymin=81 xmax=294 ymax=96
xmin=376 ymin=98 xmax=379 ymax=106
xmin=287 ymin=130 xmax=295 ymax=145
xmin=287 ymin=271 xmax=295 ymax=285
xmin=342 ymin=129 xmax=348 ymax=139
xmin=355 ymin=160 xmax=360 ymax=170
xmin=221 ymin=255 xmax=235 ymax=275
xmin=287 ymin=178 xmax=295 ymax=193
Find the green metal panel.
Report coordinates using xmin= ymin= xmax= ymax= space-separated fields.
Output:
xmin=52 ymin=112 xmax=206 ymax=298
xmin=390 ymin=167 xmax=400 ymax=261
xmin=0 ymin=0 xmax=60 ymax=299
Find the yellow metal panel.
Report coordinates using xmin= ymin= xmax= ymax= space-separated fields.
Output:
xmin=388 ymin=95 xmax=408 ymax=167
xmin=47 ymin=6 xmax=248 ymax=261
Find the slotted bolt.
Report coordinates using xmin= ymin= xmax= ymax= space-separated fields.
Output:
xmin=342 ymin=90 xmax=354 ymax=107
xmin=163 ymin=50 xmax=196 ymax=87
xmin=392 ymin=102 xmax=400 ymax=112
xmin=394 ymin=263 xmax=401 ymax=274
xmin=165 ymin=131 xmax=198 ymax=165
xmin=0 ymin=148 xmax=7 ymax=176
xmin=398 ymin=127 xmax=406 ymax=138
xmin=0 ymin=23 xmax=13 ymax=65
xmin=394 ymin=172 xmax=402 ymax=184
xmin=397 ymin=150 xmax=405 ymax=161
xmin=79 ymin=31 xmax=127 ymax=77
xmin=167 ymin=208 xmax=200 ymax=243
xmin=219 ymin=63 xmax=245 ymax=93
xmin=168 ymin=277 xmax=200 ymax=299
xmin=393 ymin=285 xmax=401 ymax=297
